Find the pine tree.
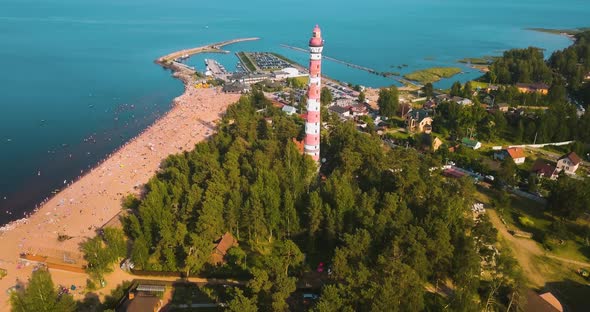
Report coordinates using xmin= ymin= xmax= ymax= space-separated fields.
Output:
xmin=10 ymin=269 xmax=76 ymax=312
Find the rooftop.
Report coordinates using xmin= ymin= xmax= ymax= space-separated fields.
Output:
xmin=292 ymin=138 xmax=304 ymax=154
xmin=309 ymin=25 xmax=323 ymax=47
xmin=506 ymin=147 xmax=526 ymax=159
xmin=125 ymin=296 xmax=161 ymax=312
xmin=516 ymin=82 xmax=549 ymax=90
xmin=531 ymin=159 xmax=557 ymax=177
xmin=559 ymin=151 xmax=582 ymax=165
xmin=136 ymin=284 xmax=166 ymax=293
xmin=329 ymin=105 xmax=350 ymax=114
xmin=211 ymin=232 xmax=238 ymax=264
xmin=461 ymin=137 xmax=480 ymax=147
xmin=407 ymin=109 xmax=430 ymax=122
xmin=282 ymin=105 xmax=297 ymax=114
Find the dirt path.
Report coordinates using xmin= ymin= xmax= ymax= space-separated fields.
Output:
xmin=487 ymin=209 xmax=547 ymax=287
xmin=545 ymin=254 xmax=590 ymax=268
xmin=487 ymin=209 xmax=590 ymax=287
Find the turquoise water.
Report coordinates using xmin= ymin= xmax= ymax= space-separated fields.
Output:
xmin=0 ymin=0 xmax=588 ymax=224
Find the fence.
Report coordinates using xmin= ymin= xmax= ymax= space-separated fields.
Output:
xmin=508 ymin=140 xmax=575 ymax=149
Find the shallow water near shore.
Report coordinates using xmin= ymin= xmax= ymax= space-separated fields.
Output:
xmin=0 ymin=0 xmax=589 ymax=225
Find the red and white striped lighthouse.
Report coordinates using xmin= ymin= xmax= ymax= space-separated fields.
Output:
xmin=305 ymin=25 xmax=324 ymax=162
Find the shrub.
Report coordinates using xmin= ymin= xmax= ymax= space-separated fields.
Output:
xmin=518 ymin=216 xmax=534 ymax=227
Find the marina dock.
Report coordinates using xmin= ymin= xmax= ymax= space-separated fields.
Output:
xmin=205 ymin=58 xmax=230 ymax=80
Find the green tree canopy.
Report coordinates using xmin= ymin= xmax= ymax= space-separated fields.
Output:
xmin=487 ymin=47 xmax=553 ymax=84
xmin=321 ymin=87 xmax=333 ymax=106
xmin=358 ymin=91 xmax=366 ymax=103
xmin=10 ymin=269 xmax=76 ymax=312
xmin=450 ymin=81 xmax=462 ymax=97
xmin=377 ymin=86 xmax=399 ymax=118
xmin=548 ymin=176 xmax=590 ymax=220
xmin=422 ymin=82 xmax=434 ymax=98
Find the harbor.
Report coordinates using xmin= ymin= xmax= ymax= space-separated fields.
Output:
xmin=204 ymin=58 xmax=230 ymax=81
xmin=157 ymin=37 xmax=260 ymax=64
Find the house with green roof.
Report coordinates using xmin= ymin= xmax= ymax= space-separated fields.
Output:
xmin=461 ymin=137 xmax=481 ymax=150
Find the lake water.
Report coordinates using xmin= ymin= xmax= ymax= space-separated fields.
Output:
xmin=0 ymin=0 xmax=588 ymax=225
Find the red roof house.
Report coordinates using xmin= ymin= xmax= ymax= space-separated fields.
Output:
xmin=556 ymin=151 xmax=582 ymax=175
xmin=495 ymin=147 xmax=526 ymax=164
xmin=531 ymin=159 xmax=558 ymax=180
xmin=211 ymin=232 xmax=238 ymax=265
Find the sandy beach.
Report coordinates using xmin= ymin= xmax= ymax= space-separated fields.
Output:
xmin=0 ymin=69 xmax=240 ymax=308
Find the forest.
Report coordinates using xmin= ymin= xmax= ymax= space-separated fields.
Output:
xmin=433 ymin=93 xmax=590 ymax=146
xmin=433 ymin=31 xmax=590 ymax=148
xmin=485 ymin=31 xmax=590 ymax=104
xmin=97 ymin=90 xmax=524 ymax=311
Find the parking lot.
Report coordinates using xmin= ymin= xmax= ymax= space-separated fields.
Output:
xmin=247 ymin=52 xmax=291 ymax=70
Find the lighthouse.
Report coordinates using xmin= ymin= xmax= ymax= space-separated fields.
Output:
xmin=304 ymin=25 xmax=324 ymax=162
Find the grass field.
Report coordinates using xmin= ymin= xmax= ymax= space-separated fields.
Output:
xmin=292 ymin=76 xmax=309 ymax=85
xmin=236 ymin=52 xmax=257 ymax=72
xmin=458 ymin=57 xmax=497 ymax=65
xmin=403 ymin=67 xmax=462 ymax=84
xmin=469 ymin=81 xmax=491 ymax=89
xmin=530 ymin=255 xmax=590 ymax=312
xmin=477 ymin=188 xmax=590 ymax=310
xmin=477 ymin=187 xmax=590 ymax=263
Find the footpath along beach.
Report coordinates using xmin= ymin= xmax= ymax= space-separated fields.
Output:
xmin=0 ymin=50 xmax=241 ymax=307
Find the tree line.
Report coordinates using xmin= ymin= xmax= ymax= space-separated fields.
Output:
xmin=115 ymin=89 xmax=521 ymax=310
xmin=485 ymin=31 xmax=590 ymax=105
xmin=10 ymin=89 xmax=526 ymax=311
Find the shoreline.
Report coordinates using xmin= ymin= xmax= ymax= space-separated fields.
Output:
xmin=0 ymin=41 xmax=243 ymax=309
xmin=526 ymin=27 xmax=588 ymax=40
xmin=0 ymin=37 xmax=260 ymax=229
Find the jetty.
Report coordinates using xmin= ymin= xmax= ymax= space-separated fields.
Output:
xmin=157 ymin=37 xmax=260 ymax=64
xmin=280 ymin=44 xmax=418 ymax=87
xmin=280 ymin=44 xmax=378 ymax=73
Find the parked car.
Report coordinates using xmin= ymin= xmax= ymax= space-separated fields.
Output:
xmin=303 ymin=293 xmax=319 ymax=305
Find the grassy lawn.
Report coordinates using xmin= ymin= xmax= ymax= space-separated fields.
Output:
xmin=292 ymin=76 xmax=309 ymax=86
xmin=171 ymin=284 xmax=216 ymax=305
xmin=457 ymin=57 xmax=497 ymax=65
xmin=385 ymin=130 xmax=411 ymax=140
xmin=477 ymin=187 xmax=590 ymax=263
xmin=469 ymin=81 xmax=492 ymax=89
xmin=479 ymin=141 xmax=508 ymax=150
xmin=479 ymin=187 xmax=590 ymax=310
xmin=530 ymin=255 xmax=590 ymax=312
xmin=236 ymin=52 xmax=257 ymax=72
xmin=403 ymin=67 xmax=462 ymax=84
